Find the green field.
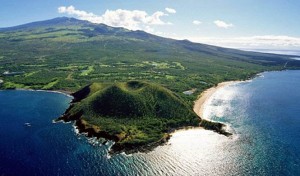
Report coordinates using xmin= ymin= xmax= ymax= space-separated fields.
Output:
xmin=1 ymin=17 xmax=299 ymax=100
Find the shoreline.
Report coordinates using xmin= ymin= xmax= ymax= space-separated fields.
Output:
xmin=6 ymin=88 xmax=74 ymax=98
xmin=2 ymin=79 xmax=249 ymax=154
xmin=193 ymin=81 xmax=242 ymax=119
xmin=1 ymin=79 xmax=248 ymax=154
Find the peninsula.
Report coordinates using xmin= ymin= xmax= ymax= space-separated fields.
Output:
xmin=57 ymin=81 xmax=230 ymax=154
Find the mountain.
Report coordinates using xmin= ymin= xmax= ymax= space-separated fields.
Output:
xmin=0 ymin=17 xmax=299 ymax=93
xmin=1 ymin=17 xmax=297 ymax=63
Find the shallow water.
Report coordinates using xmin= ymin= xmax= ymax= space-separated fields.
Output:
xmin=1 ymin=70 xmax=300 ymax=175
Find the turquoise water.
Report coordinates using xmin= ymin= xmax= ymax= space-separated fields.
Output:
xmin=1 ymin=70 xmax=300 ymax=175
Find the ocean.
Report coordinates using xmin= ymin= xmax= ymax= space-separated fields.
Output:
xmin=1 ymin=70 xmax=300 ymax=175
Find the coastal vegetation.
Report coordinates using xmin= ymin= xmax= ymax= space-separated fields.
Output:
xmin=1 ymin=17 xmax=300 ymax=153
xmin=58 ymin=81 xmax=229 ymax=154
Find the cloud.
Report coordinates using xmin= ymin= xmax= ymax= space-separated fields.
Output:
xmin=165 ymin=8 xmax=176 ymax=14
xmin=58 ymin=5 xmax=171 ymax=31
xmin=181 ymin=35 xmax=300 ymax=49
xmin=214 ymin=20 xmax=233 ymax=28
xmin=192 ymin=20 xmax=202 ymax=25
xmin=237 ymin=35 xmax=300 ymax=48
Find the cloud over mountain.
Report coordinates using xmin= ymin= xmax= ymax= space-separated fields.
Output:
xmin=58 ymin=6 xmax=172 ymax=31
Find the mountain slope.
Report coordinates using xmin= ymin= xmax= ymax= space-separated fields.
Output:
xmin=0 ymin=17 xmax=299 ymax=94
xmin=1 ymin=17 xmax=297 ymax=65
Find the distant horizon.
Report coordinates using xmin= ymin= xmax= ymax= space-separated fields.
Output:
xmin=1 ymin=0 xmax=300 ymax=51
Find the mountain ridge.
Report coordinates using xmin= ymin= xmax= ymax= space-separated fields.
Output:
xmin=0 ymin=17 xmax=89 ymax=31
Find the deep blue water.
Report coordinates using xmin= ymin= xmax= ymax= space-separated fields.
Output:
xmin=1 ymin=70 xmax=300 ymax=175
xmin=204 ymin=70 xmax=300 ymax=175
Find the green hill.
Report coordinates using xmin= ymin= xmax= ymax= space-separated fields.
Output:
xmin=58 ymin=81 xmax=227 ymax=154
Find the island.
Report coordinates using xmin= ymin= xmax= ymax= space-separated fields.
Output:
xmin=1 ymin=17 xmax=300 ymax=154
xmin=57 ymin=80 xmax=230 ymax=154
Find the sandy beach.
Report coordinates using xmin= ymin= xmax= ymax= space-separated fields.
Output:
xmin=193 ymin=81 xmax=240 ymax=119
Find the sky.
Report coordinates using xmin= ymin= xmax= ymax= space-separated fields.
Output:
xmin=1 ymin=0 xmax=300 ymax=50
